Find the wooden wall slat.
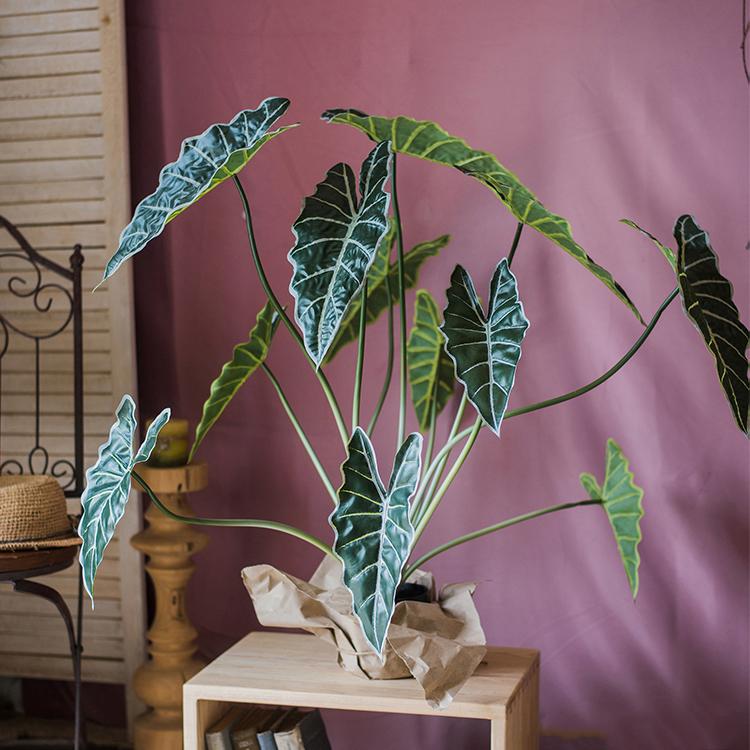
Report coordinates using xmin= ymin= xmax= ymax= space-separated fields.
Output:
xmin=0 ymin=653 xmax=125 ymax=684
xmin=0 ymin=1 xmax=97 ymax=18
xmin=0 ymin=51 xmax=100 ymax=79
xmin=0 ymin=30 xmax=100 ymax=58
xmin=0 ymin=92 xmax=102 ymax=119
xmin=0 ymin=178 xmax=104 ymax=203
xmin=0 ymin=10 xmax=99 ymax=37
xmin=0 ymin=115 xmax=102 ymax=140
xmin=0 ymin=72 xmax=102 ymax=99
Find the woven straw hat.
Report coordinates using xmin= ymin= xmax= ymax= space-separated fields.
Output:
xmin=0 ymin=475 xmax=81 ymax=551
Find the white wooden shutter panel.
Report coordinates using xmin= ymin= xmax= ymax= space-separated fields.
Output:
xmin=0 ymin=0 xmax=146 ymax=730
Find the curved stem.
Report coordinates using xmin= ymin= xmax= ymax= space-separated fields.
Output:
xmin=367 ymin=266 xmax=395 ymax=435
xmin=412 ymin=417 xmax=482 ymax=542
xmin=424 ymin=393 xmax=438 ymax=472
xmin=405 ymin=499 xmax=601 ymax=578
xmin=232 ymin=175 xmax=349 ymax=446
xmin=505 ymin=287 xmax=679 ymax=420
xmin=411 ymin=393 xmax=468 ymax=521
xmin=132 ymin=470 xmax=333 ymax=557
xmin=506 ymin=222 xmax=524 ymax=268
xmin=352 ymin=279 xmax=368 ymax=429
xmin=262 ymin=364 xmax=337 ymax=505
xmin=392 ymin=154 xmax=408 ymax=448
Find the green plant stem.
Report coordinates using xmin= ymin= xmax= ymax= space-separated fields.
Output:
xmin=412 ymin=417 xmax=482 ymax=542
xmin=404 ymin=499 xmax=601 ymax=578
xmin=506 ymin=222 xmax=524 ymax=268
xmin=392 ymin=154 xmax=408 ymax=448
xmin=424 ymin=392 xmax=438 ymax=470
xmin=367 ymin=267 xmax=395 ymax=435
xmin=352 ymin=279 xmax=368 ymax=429
xmin=411 ymin=393 xmax=468 ymax=521
xmin=262 ymin=364 xmax=337 ymax=505
xmin=232 ymin=175 xmax=349 ymax=446
xmin=505 ymin=287 xmax=679 ymax=419
xmin=132 ymin=470 xmax=333 ymax=557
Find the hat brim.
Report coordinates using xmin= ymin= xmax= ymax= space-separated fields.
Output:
xmin=0 ymin=530 xmax=81 ymax=552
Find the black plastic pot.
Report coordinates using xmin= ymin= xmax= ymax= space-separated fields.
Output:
xmin=395 ymin=582 xmax=431 ymax=604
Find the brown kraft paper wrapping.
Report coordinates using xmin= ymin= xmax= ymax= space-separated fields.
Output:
xmin=241 ymin=556 xmax=486 ymax=709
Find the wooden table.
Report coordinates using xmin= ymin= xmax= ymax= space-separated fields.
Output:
xmin=183 ymin=632 xmax=539 ymax=749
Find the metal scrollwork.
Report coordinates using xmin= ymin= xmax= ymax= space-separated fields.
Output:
xmin=0 ymin=216 xmax=84 ymax=497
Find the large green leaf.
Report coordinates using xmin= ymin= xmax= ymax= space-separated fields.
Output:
xmin=322 ymin=109 xmax=643 ymax=323
xmin=330 ymin=428 xmax=422 ymax=655
xmin=407 ymin=290 xmax=455 ymax=430
xmin=440 ymin=259 xmax=529 ymax=435
xmin=674 ymin=215 xmax=749 ymax=435
xmin=326 ymin=226 xmax=451 ymax=360
xmin=189 ymin=302 xmax=279 ymax=462
xmin=288 ymin=140 xmax=392 ymax=366
xmin=620 ymin=218 xmax=677 ymax=269
xmin=101 ymin=97 xmax=294 ymax=283
xmin=79 ymin=396 xmax=170 ymax=603
xmin=580 ymin=439 xmax=644 ymax=599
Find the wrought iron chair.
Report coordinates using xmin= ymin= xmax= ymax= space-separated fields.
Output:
xmin=0 ymin=215 xmax=85 ymax=749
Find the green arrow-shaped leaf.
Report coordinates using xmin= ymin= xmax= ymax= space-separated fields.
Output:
xmin=288 ymin=140 xmax=392 ymax=366
xmin=580 ymin=439 xmax=644 ymax=599
xmin=189 ymin=302 xmax=280 ymax=462
xmin=322 ymin=109 xmax=643 ymax=323
xmin=79 ymin=396 xmax=170 ymax=604
xmin=408 ymin=290 xmax=455 ymax=430
xmin=330 ymin=428 xmax=422 ymax=655
xmin=620 ymin=218 xmax=677 ymax=269
xmin=101 ymin=97 xmax=294 ymax=283
xmin=440 ymin=259 xmax=529 ymax=435
xmin=674 ymin=215 xmax=749 ymax=435
xmin=326 ymin=225 xmax=451 ymax=360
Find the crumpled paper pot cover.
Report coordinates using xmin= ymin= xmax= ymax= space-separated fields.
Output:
xmin=241 ymin=556 xmax=487 ymax=709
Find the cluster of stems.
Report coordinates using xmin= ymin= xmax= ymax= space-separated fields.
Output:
xmin=133 ymin=164 xmax=679 ymax=580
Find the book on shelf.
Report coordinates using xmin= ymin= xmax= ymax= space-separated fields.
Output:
xmin=205 ymin=705 xmax=331 ymax=750
xmin=274 ymin=708 xmax=331 ymax=750
xmin=205 ymin=705 xmax=247 ymax=750
xmin=231 ymin=705 xmax=285 ymax=750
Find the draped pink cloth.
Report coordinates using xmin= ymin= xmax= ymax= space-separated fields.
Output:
xmin=125 ymin=2 xmax=748 ymax=747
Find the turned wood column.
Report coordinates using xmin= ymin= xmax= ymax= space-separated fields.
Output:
xmin=130 ymin=462 xmax=209 ymax=750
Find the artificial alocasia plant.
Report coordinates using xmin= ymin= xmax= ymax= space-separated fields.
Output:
xmin=78 ymin=96 xmax=749 ymax=656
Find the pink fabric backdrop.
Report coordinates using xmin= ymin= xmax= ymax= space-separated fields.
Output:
xmin=125 ymin=2 xmax=748 ymax=748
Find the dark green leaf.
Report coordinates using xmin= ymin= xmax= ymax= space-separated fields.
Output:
xmin=330 ymin=428 xmax=422 ymax=654
xmin=620 ymin=219 xmax=677 ymax=269
xmin=440 ymin=260 xmax=529 ymax=434
xmin=79 ymin=396 xmax=170 ymax=603
xmin=580 ymin=439 xmax=644 ymax=599
xmin=288 ymin=141 xmax=392 ymax=366
xmin=323 ymin=109 xmax=643 ymax=323
xmin=101 ymin=97 xmax=294 ymax=283
xmin=674 ymin=215 xmax=749 ymax=434
xmin=326 ymin=227 xmax=451 ymax=360
xmin=189 ymin=302 xmax=279 ymax=462
xmin=407 ymin=290 xmax=455 ymax=430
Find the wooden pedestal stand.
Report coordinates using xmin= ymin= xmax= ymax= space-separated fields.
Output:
xmin=130 ymin=462 xmax=209 ymax=750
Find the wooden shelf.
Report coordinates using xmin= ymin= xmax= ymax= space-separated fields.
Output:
xmin=183 ymin=631 xmax=539 ymax=749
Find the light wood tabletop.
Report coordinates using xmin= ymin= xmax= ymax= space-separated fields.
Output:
xmin=183 ymin=631 xmax=539 ymax=749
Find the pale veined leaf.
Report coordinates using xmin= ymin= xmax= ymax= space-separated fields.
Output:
xmin=330 ymin=428 xmax=422 ymax=654
xmin=407 ymin=290 xmax=455 ymax=430
xmin=440 ymin=259 xmax=529 ymax=435
xmin=189 ymin=301 xmax=280 ymax=462
xmin=620 ymin=218 xmax=677 ymax=269
xmin=674 ymin=215 xmax=749 ymax=435
xmin=288 ymin=140 xmax=392 ymax=366
xmin=101 ymin=97 xmax=295 ymax=283
xmin=580 ymin=439 xmax=644 ymax=599
xmin=79 ymin=396 xmax=170 ymax=603
xmin=323 ymin=108 xmax=643 ymax=323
